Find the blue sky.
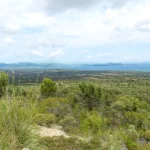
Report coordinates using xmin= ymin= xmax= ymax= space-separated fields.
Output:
xmin=0 ymin=0 xmax=150 ymax=63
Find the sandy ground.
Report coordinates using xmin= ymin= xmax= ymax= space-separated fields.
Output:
xmin=39 ymin=126 xmax=69 ymax=138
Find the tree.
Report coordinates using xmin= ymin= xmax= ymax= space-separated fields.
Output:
xmin=0 ymin=72 xmax=8 ymax=97
xmin=40 ymin=78 xmax=57 ymax=97
xmin=77 ymin=83 xmax=102 ymax=111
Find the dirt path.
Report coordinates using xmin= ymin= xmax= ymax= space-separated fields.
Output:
xmin=39 ymin=126 xmax=69 ymax=138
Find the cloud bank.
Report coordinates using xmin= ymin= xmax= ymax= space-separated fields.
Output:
xmin=0 ymin=0 xmax=150 ymax=63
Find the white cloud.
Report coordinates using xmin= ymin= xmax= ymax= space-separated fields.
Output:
xmin=22 ymin=12 xmax=49 ymax=28
xmin=31 ymin=50 xmax=43 ymax=57
xmin=1 ymin=0 xmax=150 ymax=47
xmin=81 ymin=49 xmax=88 ymax=53
xmin=97 ymin=52 xmax=114 ymax=57
xmin=123 ymin=55 xmax=141 ymax=61
xmin=42 ymin=0 xmax=133 ymax=14
xmin=0 ymin=0 xmax=150 ymax=63
xmin=0 ymin=22 xmax=21 ymax=35
xmin=87 ymin=52 xmax=114 ymax=59
xmin=48 ymin=48 xmax=64 ymax=58
xmin=42 ymin=0 xmax=99 ymax=14
xmin=38 ymin=39 xmax=49 ymax=46
xmin=3 ymin=36 xmax=15 ymax=45
xmin=87 ymin=55 xmax=93 ymax=59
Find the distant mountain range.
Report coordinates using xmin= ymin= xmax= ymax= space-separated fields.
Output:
xmin=0 ymin=62 xmax=123 ymax=68
xmin=0 ymin=62 xmax=150 ymax=71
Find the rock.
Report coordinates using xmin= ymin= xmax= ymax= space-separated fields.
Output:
xmin=122 ymin=144 xmax=128 ymax=150
xmin=39 ymin=126 xmax=69 ymax=138
xmin=138 ymin=137 xmax=147 ymax=145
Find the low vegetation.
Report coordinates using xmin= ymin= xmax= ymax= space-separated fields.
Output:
xmin=0 ymin=71 xmax=149 ymax=150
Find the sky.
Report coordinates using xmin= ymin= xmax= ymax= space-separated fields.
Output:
xmin=0 ymin=0 xmax=150 ymax=63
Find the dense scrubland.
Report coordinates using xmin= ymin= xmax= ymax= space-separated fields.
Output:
xmin=0 ymin=70 xmax=150 ymax=150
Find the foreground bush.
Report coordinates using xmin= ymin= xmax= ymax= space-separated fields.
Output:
xmin=37 ymin=97 xmax=71 ymax=120
xmin=144 ymin=130 xmax=150 ymax=141
xmin=39 ymin=136 xmax=102 ymax=150
xmin=80 ymin=111 xmax=103 ymax=135
xmin=0 ymin=100 xmax=40 ymax=150
xmin=35 ymin=113 xmax=56 ymax=127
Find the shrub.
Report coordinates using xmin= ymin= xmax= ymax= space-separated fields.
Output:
xmin=127 ymin=125 xmax=139 ymax=141
xmin=39 ymin=136 xmax=102 ymax=150
xmin=121 ymin=125 xmax=139 ymax=150
xmin=35 ymin=113 xmax=56 ymax=127
xmin=7 ymin=86 xmax=41 ymax=100
xmin=41 ymin=78 xmax=57 ymax=97
xmin=77 ymin=83 xmax=102 ymax=111
xmin=0 ymin=100 xmax=40 ymax=150
xmin=0 ymin=72 xmax=8 ymax=97
xmin=38 ymin=98 xmax=71 ymax=118
xmin=144 ymin=130 xmax=150 ymax=141
xmin=125 ymin=138 xmax=138 ymax=150
xmin=80 ymin=111 xmax=103 ymax=135
xmin=59 ymin=115 xmax=78 ymax=133
xmin=112 ymin=96 xmax=149 ymax=129
xmin=100 ymin=130 xmax=123 ymax=150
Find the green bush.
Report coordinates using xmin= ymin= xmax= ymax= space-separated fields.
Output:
xmin=127 ymin=125 xmax=139 ymax=141
xmin=100 ymin=130 xmax=123 ymax=150
xmin=7 ymin=86 xmax=40 ymax=100
xmin=59 ymin=115 xmax=78 ymax=133
xmin=38 ymin=97 xmax=71 ymax=119
xmin=112 ymin=96 xmax=149 ymax=129
xmin=0 ymin=72 xmax=8 ymax=97
xmin=0 ymin=100 xmax=40 ymax=150
xmin=125 ymin=138 xmax=138 ymax=150
xmin=137 ymin=144 xmax=150 ymax=150
xmin=35 ymin=113 xmax=56 ymax=127
xmin=121 ymin=125 xmax=139 ymax=150
xmin=39 ymin=136 xmax=102 ymax=150
xmin=77 ymin=83 xmax=102 ymax=111
xmin=41 ymin=78 xmax=57 ymax=97
xmin=80 ymin=111 xmax=103 ymax=135
xmin=144 ymin=130 xmax=150 ymax=141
